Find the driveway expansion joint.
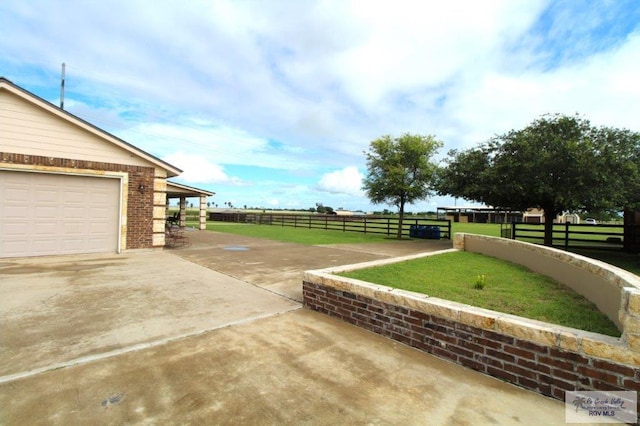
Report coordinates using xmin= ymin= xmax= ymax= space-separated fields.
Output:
xmin=0 ymin=306 xmax=301 ymax=385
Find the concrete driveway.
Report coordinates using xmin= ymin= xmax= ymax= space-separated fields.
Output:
xmin=0 ymin=230 xmax=583 ymax=425
xmin=173 ymin=230 xmax=454 ymax=301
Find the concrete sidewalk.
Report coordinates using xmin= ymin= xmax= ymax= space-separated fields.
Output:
xmin=0 ymin=231 xmax=590 ymax=425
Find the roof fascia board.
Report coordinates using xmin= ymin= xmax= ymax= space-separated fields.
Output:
xmin=167 ymin=180 xmax=215 ymax=196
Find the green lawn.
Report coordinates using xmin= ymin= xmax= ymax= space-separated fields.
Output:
xmin=450 ymin=222 xmax=503 ymax=237
xmin=196 ymin=217 xmax=494 ymax=244
xmin=339 ymin=251 xmax=621 ymax=337
xmin=200 ymin=222 xmax=393 ymax=245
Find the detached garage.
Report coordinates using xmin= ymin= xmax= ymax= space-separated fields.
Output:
xmin=0 ymin=77 xmax=202 ymax=258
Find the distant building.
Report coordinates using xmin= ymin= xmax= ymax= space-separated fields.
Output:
xmin=523 ymin=208 xmax=544 ymax=223
xmin=437 ymin=206 xmax=523 ymax=223
xmin=334 ymin=209 xmax=367 ymax=216
xmin=523 ymin=209 xmax=583 ymax=224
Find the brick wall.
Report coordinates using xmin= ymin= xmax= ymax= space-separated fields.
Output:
xmin=303 ymin=281 xmax=640 ymax=401
xmin=1 ymin=152 xmax=156 ymax=249
xmin=126 ymin=168 xmax=155 ymax=249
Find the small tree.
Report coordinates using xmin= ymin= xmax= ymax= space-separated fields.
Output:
xmin=363 ymin=133 xmax=442 ymax=238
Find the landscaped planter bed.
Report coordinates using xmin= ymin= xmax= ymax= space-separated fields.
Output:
xmin=302 ymin=234 xmax=640 ymax=402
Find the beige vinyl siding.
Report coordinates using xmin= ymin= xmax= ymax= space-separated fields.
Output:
xmin=0 ymin=90 xmax=152 ymax=167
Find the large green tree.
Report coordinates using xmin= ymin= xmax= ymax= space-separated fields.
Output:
xmin=437 ymin=114 xmax=640 ymax=246
xmin=363 ymin=133 xmax=442 ymax=238
xmin=590 ymin=126 xmax=640 ymax=211
xmin=590 ymin=126 xmax=640 ymax=251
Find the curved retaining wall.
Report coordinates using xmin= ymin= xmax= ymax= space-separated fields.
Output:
xmin=454 ymin=233 xmax=639 ymax=332
xmin=302 ymin=234 xmax=640 ymax=402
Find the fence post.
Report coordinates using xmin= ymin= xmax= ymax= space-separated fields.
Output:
xmin=565 ymin=222 xmax=570 ymax=250
xmin=363 ymin=216 xmax=367 ymax=234
xmin=325 ymin=215 xmax=328 ymax=230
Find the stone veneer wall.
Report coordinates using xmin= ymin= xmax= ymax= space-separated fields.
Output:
xmin=302 ymin=235 xmax=640 ymax=403
xmin=1 ymin=152 xmax=157 ymax=250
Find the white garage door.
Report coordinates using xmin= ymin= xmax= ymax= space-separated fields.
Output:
xmin=0 ymin=171 xmax=120 ymax=258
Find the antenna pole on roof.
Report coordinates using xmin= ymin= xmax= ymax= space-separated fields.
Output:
xmin=60 ymin=62 xmax=66 ymax=110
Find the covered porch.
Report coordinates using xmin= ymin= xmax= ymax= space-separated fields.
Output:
xmin=166 ymin=181 xmax=215 ymax=230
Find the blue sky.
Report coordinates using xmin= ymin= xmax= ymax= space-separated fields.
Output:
xmin=2 ymin=0 xmax=639 ymax=212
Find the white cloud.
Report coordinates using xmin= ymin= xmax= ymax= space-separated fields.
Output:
xmin=2 ymin=0 xmax=639 ymax=211
xmin=115 ymin=121 xmax=318 ymax=171
xmin=316 ymin=166 xmax=364 ymax=196
xmin=162 ymin=152 xmax=241 ymax=185
xmin=325 ymin=2 xmax=544 ymax=108
xmin=440 ymin=30 xmax=640 ymax=149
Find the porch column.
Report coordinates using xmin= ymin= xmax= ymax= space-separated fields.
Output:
xmin=199 ymin=195 xmax=207 ymax=230
xmin=179 ymin=197 xmax=186 ymax=228
xmin=152 ymin=177 xmax=168 ymax=248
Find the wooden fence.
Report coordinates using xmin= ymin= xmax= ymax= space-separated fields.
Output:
xmin=209 ymin=212 xmax=451 ymax=239
xmin=504 ymin=222 xmax=628 ymax=250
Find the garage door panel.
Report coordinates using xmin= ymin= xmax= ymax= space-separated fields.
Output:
xmin=35 ymin=206 xmax=60 ymax=219
xmin=87 ymin=237 xmax=110 ymax=250
xmin=34 ymin=222 xmax=59 ymax=235
xmin=63 ymin=191 xmax=86 ymax=204
xmin=2 ymin=222 xmax=29 ymax=236
xmin=88 ymin=222 xmax=110 ymax=234
xmin=61 ymin=223 xmax=84 ymax=235
xmin=35 ymin=182 xmax=60 ymax=193
xmin=88 ymin=191 xmax=112 ymax=204
xmin=4 ymin=205 xmax=31 ymax=218
xmin=61 ymin=238 xmax=84 ymax=252
xmin=1 ymin=171 xmax=120 ymax=258
xmin=89 ymin=206 xmax=111 ymax=218
xmin=3 ymin=240 xmax=28 ymax=256
xmin=5 ymin=187 xmax=30 ymax=201
xmin=35 ymin=189 xmax=58 ymax=202
xmin=33 ymin=239 xmax=59 ymax=255
xmin=62 ymin=206 xmax=86 ymax=219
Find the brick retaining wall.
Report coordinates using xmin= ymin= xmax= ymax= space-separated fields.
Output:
xmin=303 ymin=281 xmax=640 ymax=401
